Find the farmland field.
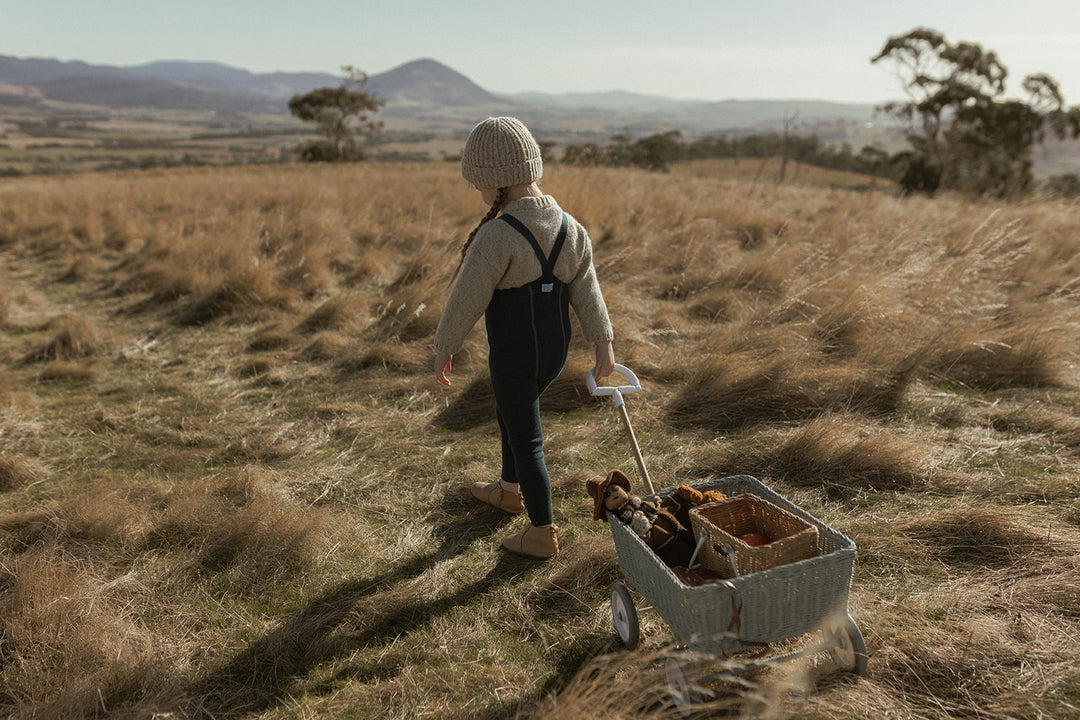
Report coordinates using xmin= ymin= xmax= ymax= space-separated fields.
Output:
xmin=1 ymin=159 xmax=1079 ymax=719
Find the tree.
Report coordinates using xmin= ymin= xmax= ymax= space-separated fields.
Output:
xmin=872 ymin=28 xmax=1080 ymax=198
xmin=629 ymin=130 xmax=683 ymax=172
xmin=288 ymin=66 xmax=384 ymax=162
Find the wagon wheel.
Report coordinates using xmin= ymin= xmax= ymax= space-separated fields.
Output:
xmin=664 ymin=654 xmax=703 ymax=718
xmin=610 ymin=582 xmax=639 ymax=649
xmin=824 ymin=614 xmax=868 ymax=676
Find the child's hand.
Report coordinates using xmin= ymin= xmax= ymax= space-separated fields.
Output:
xmin=435 ymin=353 xmax=453 ymax=386
xmin=592 ymin=340 xmax=615 ymax=380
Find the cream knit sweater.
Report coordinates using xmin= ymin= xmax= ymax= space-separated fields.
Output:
xmin=433 ymin=195 xmax=613 ymax=355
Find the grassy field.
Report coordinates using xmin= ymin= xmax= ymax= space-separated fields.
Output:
xmin=0 ymin=107 xmax=308 ymax=175
xmin=1 ymin=159 xmax=1079 ymax=719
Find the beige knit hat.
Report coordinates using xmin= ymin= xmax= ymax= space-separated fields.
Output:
xmin=461 ymin=117 xmax=542 ymax=188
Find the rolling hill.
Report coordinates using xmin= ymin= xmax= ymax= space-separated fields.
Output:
xmin=0 ymin=54 xmax=881 ymax=134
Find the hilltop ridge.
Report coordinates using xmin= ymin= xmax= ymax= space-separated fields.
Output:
xmin=0 ymin=55 xmax=880 ymax=133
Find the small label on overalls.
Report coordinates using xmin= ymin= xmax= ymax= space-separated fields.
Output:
xmin=542 ymin=283 xmax=554 ymax=293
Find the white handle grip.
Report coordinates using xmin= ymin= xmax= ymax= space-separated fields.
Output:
xmin=586 ymin=364 xmax=642 ymax=408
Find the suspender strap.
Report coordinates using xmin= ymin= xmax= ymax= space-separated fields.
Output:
xmin=550 ymin=213 xmax=569 ymax=268
xmin=499 ymin=213 xmax=569 ymax=278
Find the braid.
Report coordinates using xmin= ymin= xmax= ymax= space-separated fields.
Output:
xmin=443 ymin=187 xmax=509 ymax=297
xmin=461 ymin=187 xmax=509 ymax=261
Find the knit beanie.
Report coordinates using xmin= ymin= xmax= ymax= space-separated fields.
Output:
xmin=461 ymin=117 xmax=542 ymax=188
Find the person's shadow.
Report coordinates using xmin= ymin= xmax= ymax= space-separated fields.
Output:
xmin=182 ymin=508 xmax=532 ymax=718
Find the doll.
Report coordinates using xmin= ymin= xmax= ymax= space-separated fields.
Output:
xmin=586 ymin=470 xmax=696 ymax=567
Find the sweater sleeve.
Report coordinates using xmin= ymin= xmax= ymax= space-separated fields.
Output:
xmin=567 ymin=228 xmax=614 ymax=343
xmin=432 ymin=234 xmax=508 ymax=355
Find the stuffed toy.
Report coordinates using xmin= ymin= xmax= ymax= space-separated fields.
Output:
xmin=586 ymin=470 xmax=697 ymax=567
xmin=674 ymin=485 xmax=727 ymax=505
xmin=659 ymin=484 xmax=728 ymax=534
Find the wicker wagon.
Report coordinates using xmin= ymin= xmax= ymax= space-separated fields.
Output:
xmin=588 ymin=367 xmax=867 ymax=710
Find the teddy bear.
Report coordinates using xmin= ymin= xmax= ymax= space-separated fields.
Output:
xmin=586 ymin=470 xmax=697 ymax=568
xmin=664 ymin=484 xmax=728 ymax=532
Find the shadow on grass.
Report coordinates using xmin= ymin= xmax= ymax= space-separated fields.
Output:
xmin=433 ymin=362 xmax=595 ymax=430
xmin=181 ymin=510 xmax=534 ymax=718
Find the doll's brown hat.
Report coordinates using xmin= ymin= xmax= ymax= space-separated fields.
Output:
xmin=586 ymin=469 xmax=632 ymax=521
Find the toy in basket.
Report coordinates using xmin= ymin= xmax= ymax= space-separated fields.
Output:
xmin=690 ymin=493 xmax=818 ymax=578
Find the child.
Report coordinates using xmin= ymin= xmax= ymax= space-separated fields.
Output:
xmin=433 ymin=117 xmax=615 ymax=559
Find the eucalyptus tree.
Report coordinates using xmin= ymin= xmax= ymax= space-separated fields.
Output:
xmin=288 ymin=66 xmax=384 ymax=161
xmin=873 ymin=28 xmax=1080 ymax=197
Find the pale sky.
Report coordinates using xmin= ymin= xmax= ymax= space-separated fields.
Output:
xmin=4 ymin=1 xmax=1080 ymax=104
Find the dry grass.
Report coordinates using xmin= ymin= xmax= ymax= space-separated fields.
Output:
xmin=2 ymin=160 xmax=1080 ymax=718
xmin=0 ymin=456 xmax=50 ymax=492
xmin=20 ymin=315 xmax=107 ymax=364
xmin=903 ymin=507 xmax=1057 ymax=568
xmin=0 ymin=288 xmax=10 ymax=328
xmin=684 ymin=415 xmax=933 ymax=498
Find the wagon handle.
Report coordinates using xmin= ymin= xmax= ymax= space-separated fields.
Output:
xmin=588 ymin=364 xmax=654 ymax=495
xmin=585 ymin=364 xmax=641 ymax=407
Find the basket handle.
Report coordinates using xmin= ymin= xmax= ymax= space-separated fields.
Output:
xmin=721 ymin=543 xmax=741 ymax=578
xmin=688 ymin=529 xmax=708 ymax=569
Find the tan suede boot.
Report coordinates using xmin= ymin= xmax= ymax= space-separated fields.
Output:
xmin=470 ymin=479 xmax=525 ymax=514
xmin=502 ymin=523 xmax=559 ymax=559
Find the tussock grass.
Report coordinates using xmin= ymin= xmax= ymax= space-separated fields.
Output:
xmin=682 ymin=415 xmax=933 ymax=496
xmin=0 ymin=456 xmax=49 ymax=492
xmin=866 ymin=566 xmax=1080 ymax=718
xmin=112 ymin=258 xmax=200 ymax=302
xmin=3 ymin=161 xmax=1080 ymax=718
xmin=336 ymin=339 xmax=423 ymax=375
xmin=234 ymin=357 xmax=276 ymax=378
xmin=246 ymin=325 xmax=298 ymax=352
xmin=174 ymin=262 xmax=296 ymax=326
xmin=667 ymin=355 xmax=914 ymax=430
xmin=0 ymin=553 xmax=164 ymax=717
xmin=298 ymin=331 xmax=352 ymax=362
xmin=921 ymin=323 xmax=1065 ymax=389
xmin=988 ymin=406 xmax=1080 ymax=455
xmin=35 ymin=360 xmax=98 ymax=383
xmin=1011 ymin=559 xmax=1080 ymax=618
xmin=776 ymin=417 xmax=927 ymax=492
xmin=525 ymin=649 xmax=718 ymax=719
xmin=294 ymin=294 xmax=366 ymax=335
xmin=903 ymin=508 xmax=1056 ymax=568
xmin=368 ymin=282 xmax=439 ymax=343
xmin=20 ymin=315 xmax=107 ymax=364
xmin=146 ymin=470 xmax=324 ymax=589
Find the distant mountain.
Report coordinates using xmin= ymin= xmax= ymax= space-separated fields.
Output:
xmin=0 ymin=55 xmax=343 ymax=112
xmin=0 ymin=54 xmax=883 ymax=132
xmin=0 ymin=55 xmax=517 ymax=118
xmin=0 ymin=56 xmax=128 ymax=85
xmin=36 ymin=74 xmax=272 ymax=113
xmin=368 ymin=59 xmax=506 ymax=109
xmin=127 ymin=61 xmax=341 ymax=101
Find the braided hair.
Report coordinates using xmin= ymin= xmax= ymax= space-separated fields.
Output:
xmin=443 ymin=187 xmax=509 ymax=296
